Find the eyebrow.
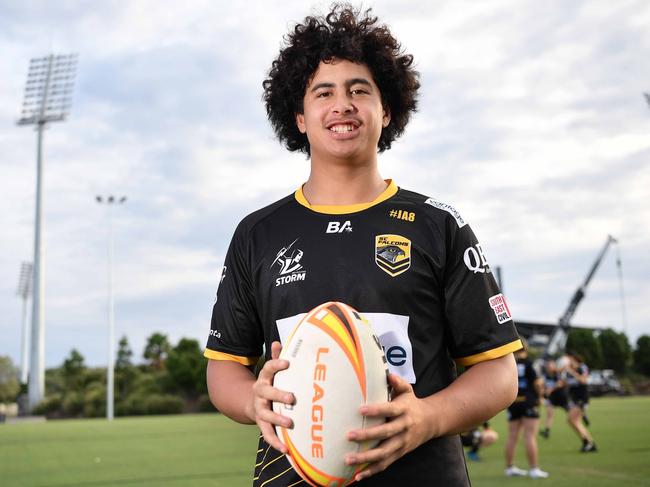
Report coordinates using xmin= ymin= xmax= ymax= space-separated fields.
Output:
xmin=309 ymin=78 xmax=373 ymax=92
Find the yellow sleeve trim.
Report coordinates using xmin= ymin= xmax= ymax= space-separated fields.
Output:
xmin=454 ymin=339 xmax=523 ymax=367
xmin=203 ymin=349 xmax=259 ymax=366
xmin=295 ymin=180 xmax=398 ymax=215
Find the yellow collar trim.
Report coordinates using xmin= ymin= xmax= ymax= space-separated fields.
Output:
xmin=295 ymin=180 xmax=398 ymax=215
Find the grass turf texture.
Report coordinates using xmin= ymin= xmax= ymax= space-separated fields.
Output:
xmin=0 ymin=396 xmax=648 ymax=486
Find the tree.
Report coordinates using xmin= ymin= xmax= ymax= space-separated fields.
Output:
xmin=115 ymin=336 xmax=138 ymax=402
xmin=166 ymin=338 xmax=207 ymax=398
xmin=633 ymin=335 xmax=650 ymax=376
xmin=143 ymin=333 xmax=171 ymax=370
xmin=598 ymin=329 xmax=631 ymax=374
xmin=0 ymin=356 xmax=20 ymax=402
xmin=116 ymin=336 xmax=133 ymax=369
xmin=566 ymin=328 xmax=602 ymax=368
xmin=62 ymin=349 xmax=86 ymax=389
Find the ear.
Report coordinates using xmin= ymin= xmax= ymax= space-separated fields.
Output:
xmin=296 ymin=112 xmax=307 ymax=134
xmin=382 ymin=108 xmax=391 ymax=128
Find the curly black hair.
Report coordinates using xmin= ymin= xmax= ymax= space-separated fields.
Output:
xmin=263 ymin=4 xmax=420 ymax=155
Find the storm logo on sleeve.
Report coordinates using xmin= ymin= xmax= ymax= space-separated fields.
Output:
xmin=375 ymin=234 xmax=411 ymax=277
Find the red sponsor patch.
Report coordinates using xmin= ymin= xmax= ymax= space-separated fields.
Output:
xmin=489 ymin=293 xmax=512 ymax=324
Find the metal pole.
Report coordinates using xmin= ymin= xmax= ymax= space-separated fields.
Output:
xmin=107 ymin=203 xmax=115 ymax=421
xmin=20 ymin=292 xmax=30 ymax=384
xmin=28 ymin=121 xmax=46 ymax=410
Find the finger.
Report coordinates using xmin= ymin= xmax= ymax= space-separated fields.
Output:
xmin=354 ymin=456 xmax=395 ymax=482
xmin=348 ymin=416 xmax=407 ymax=442
xmin=259 ymin=357 xmax=290 ymax=382
xmin=387 ymin=373 xmax=413 ymax=396
xmin=257 ymin=406 xmax=294 ymax=429
xmin=259 ymin=420 xmax=288 ymax=454
xmin=358 ymin=400 xmax=403 ymax=419
xmin=271 ymin=341 xmax=282 ymax=360
xmin=347 ymin=437 xmax=401 ymax=467
xmin=255 ymin=383 xmax=295 ymax=405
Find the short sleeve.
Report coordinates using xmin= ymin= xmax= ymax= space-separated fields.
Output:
xmin=204 ymin=222 xmax=263 ymax=365
xmin=442 ymin=217 xmax=522 ymax=366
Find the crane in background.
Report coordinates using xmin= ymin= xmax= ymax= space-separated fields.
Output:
xmin=544 ymin=235 xmax=619 ymax=358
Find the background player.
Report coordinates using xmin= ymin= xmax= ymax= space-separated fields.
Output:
xmin=204 ymin=5 xmax=521 ymax=486
xmin=461 ymin=422 xmax=499 ymax=462
xmin=505 ymin=343 xmax=549 ymax=479
xmin=539 ymin=358 xmax=567 ymax=439
xmin=564 ymin=352 xmax=597 ymax=452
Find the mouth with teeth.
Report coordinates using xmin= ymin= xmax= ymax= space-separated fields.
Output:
xmin=329 ymin=124 xmax=356 ymax=133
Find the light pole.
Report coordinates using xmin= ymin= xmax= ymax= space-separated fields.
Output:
xmin=96 ymin=195 xmax=127 ymax=421
xmin=16 ymin=54 xmax=78 ymax=411
xmin=16 ymin=262 xmax=33 ymax=385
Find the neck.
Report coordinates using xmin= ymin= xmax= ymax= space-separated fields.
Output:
xmin=302 ymin=158 xmax=387 ymax=206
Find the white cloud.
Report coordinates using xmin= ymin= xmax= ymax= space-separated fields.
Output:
xmin=1 ymin=0 xmax=649 ymax=368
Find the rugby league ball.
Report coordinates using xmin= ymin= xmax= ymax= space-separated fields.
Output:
xmin=273 ymin=302 xmax=389 ymax=487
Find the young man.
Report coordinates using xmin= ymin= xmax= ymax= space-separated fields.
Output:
xmin=204 ymin=5 xmax=521 ymax=486
xmin=504 ymin=344 xmax=549 ymax=479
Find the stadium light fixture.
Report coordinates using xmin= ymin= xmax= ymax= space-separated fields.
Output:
xmin=96 ymin=195 xmax=127 ymax=421
xmin=16 ymin=262 xmax=34 ymax=385
xmin=16 ymin=53 xmax=78 ymax=411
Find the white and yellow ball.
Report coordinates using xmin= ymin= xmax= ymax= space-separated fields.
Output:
xmin=273 ymin=302 xmax=389 ymax=487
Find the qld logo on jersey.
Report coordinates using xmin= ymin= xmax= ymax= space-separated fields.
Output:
xmin=464 ymin=243 xmax=491 ymax=274
xmin=375 ymin=234 xmax=411 ymax=277
xmin=271 ymin=238 xmax=307 ymax=287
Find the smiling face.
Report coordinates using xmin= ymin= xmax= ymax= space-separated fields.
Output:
xmin=295 ymin=59 xmax=390 ymax=165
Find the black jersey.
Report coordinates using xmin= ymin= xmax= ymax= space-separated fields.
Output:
xmin=205 ymin=181 xmax=522 ymax=487
xmin=513 ymin=358 xmax=539 ymax=404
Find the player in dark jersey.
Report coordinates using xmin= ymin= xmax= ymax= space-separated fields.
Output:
xmin=204 ymin=5 xmax=521 ymax=486
xmin=564 ymin=352 xmax=597 ymax=452
xmin=504 ymin=344 xmax=549 ymax=479
xmin=539 ymin=359 xmax=568 ymax=439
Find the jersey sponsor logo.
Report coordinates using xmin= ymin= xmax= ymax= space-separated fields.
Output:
xmin=375 ymin=234 xmax=411 ymax=277
xmin=326 ymin=220 xmax=353 ymax=233
xmin=276 ymin=311 xmax=415 ymax=383
xmin=463 ymin=243 xmax=491 ymax=274
xmin=271 ymin=238 xmax=307 ymax=287
xmin=208 ymin=329 xmax=221 ymax=339
xmin=388 ymin=209 xmax=416 ymax=222
xmin=424 ymin=198 xmax=466 ymax=228
xmin=488 ymin=293 xmax=512 ymax=324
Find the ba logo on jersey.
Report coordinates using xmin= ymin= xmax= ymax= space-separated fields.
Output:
xmin=272 ymin=238 xmax=307 ymax=287
xmin=326 ymin=220 xmax=352 ymax=233
xmin=375 ymin=234 xmax=411 ymax=277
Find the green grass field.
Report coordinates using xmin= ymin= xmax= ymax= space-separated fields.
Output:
xmin=1 ymin=396 xmax=648 ymax=486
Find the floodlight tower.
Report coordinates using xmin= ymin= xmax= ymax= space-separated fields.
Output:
xmin=96 ymin=195 xmax=127 ymax=421
xmin=16 ymin=53 xmax=78 ymax=410
xmin=16 ymin=262 xmax=34 ymax=384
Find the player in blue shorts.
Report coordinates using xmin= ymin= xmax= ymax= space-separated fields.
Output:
xmin=505 ymin=343 xmax=549 ymax=479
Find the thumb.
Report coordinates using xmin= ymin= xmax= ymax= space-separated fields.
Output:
xmin=388 ymin=372 xmax=412 ymax=397
xmin=271 ymin=341 xmax=283 ymax=360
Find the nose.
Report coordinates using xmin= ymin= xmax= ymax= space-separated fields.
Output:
xmin=331 ymin=92 xmax=354 ymax=114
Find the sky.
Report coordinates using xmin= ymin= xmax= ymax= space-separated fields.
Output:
xmin=1 ymin=0 xmax=649 ymax=369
